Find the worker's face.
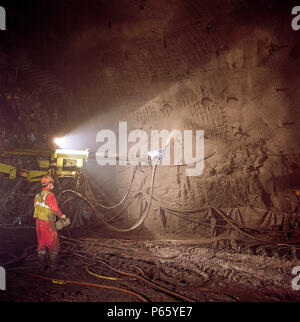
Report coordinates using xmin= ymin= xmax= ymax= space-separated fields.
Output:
xmin=48 ymin=182 xmax=54 ymax=190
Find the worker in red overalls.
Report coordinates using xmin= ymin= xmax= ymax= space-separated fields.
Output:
xmin=33 ymin=175 xmax=67 ymax=272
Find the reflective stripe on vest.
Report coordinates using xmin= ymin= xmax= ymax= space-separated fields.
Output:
xmin=34 ymin=201 xmax=50 ymax=209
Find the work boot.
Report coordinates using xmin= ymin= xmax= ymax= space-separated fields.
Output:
xmin=37 ymin=250 xmax=47 ymax=272
xmin=49 ymin=251 xmax=58 ymax=272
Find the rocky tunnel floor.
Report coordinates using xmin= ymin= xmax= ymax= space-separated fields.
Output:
xmin=0 ymin=226 xmax=300 ymax=302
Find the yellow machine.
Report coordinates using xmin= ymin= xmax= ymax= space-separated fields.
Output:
xmin=0 ymin=148 xmax=89 ymax=182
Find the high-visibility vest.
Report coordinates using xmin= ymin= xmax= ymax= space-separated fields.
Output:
xmin=33 ymin=190 xmax=56 ymax=222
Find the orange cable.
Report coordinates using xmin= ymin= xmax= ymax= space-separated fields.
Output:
xmin=12 ymin=269 xmax=148 ymax=302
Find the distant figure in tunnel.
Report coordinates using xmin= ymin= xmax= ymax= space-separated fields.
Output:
xmin=33 ymin=175 xmax=67 ymax=272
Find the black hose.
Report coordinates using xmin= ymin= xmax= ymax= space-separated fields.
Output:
xmin=58 ymin=162 xmax=158 ymax=232
xmin=83 ymin=165 xmax=138 ymax=209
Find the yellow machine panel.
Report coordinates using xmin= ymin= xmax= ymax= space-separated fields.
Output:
xmin=38 ymin=160 xmax=50 ymax=169
xmin=0 ymin=148 xmax=89 ymax=182
xmin=0 ymin=162 xmax=17 ymax=179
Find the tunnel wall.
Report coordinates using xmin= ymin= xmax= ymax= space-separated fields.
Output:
xmin=0 ymin=0 xmax=299 ymax=234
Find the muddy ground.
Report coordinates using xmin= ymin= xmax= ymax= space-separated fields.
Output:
xmin=0 ymin=225 xmax=300 ymax=303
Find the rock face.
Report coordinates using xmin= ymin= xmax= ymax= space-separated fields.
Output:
xmin=0 ymin=1 xmax=299 ymax=233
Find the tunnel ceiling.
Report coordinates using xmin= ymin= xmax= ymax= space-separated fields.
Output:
xmin=1 ymin=0 xmax=298 ymax=132
xmin=0 ymin=0 xmax=299 ymax=219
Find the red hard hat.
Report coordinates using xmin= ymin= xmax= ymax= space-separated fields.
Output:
xmin=41 ymin=175 xmax=54 ymax=186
